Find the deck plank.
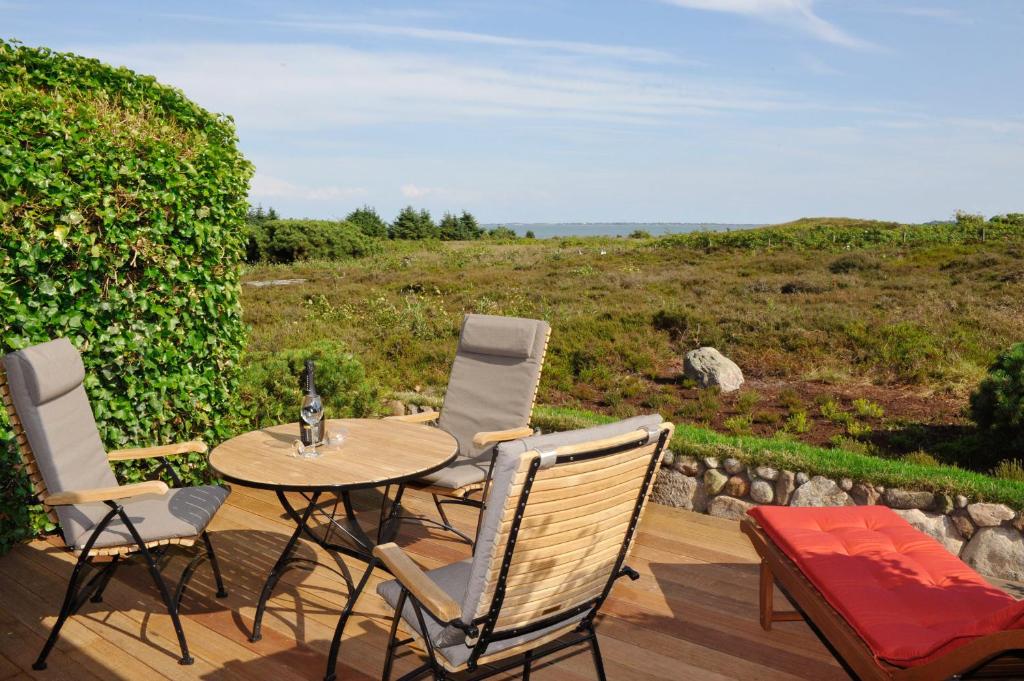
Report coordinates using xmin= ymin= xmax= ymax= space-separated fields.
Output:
xmin=0 ymin=487 xmax=846 ymax=680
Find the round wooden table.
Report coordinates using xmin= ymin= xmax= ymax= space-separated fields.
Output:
xmin=210 ymin=418 xmax=457 ymax=681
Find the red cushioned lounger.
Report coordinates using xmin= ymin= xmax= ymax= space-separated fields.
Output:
xmin=741 ymin=505 xmax=1024 ymax=680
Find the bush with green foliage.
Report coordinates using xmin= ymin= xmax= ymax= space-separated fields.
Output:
xmin=486 ymin=226 xmax=518 ymax=240
xmin=0 ymin=40 xmax=252 ymax=551
xmin=629 ymin=229 xmax=652 ymax=239
xmin=971 ymin=343 xmax=1024 ymax=436
xmin=390 ymin=205 xmax=438 ymax=240
xmin=236 ymin=341 xmax=379 ymax=430
xmin=345 ymin=205 xmax=388 ymax=238
xmin=246 ymin=219 xmax=378 ymax=263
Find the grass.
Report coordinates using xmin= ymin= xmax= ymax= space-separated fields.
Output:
xmin=529 ymin=404 xmax=1024 ymax=508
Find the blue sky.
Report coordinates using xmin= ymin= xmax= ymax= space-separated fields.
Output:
xmin=4 ymin=1 xmax=1023 ymax=223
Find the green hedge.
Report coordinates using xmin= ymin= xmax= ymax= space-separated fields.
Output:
xmin=246 ymin=219 xmax=379 ymax=263
xmin=0 ymin=41 xmax=253 ymax=552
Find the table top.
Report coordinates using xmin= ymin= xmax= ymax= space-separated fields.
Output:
xmin=209 ymin=418 xmax=458 ymax=492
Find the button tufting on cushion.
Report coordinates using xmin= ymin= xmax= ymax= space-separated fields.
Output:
xmin=749 ymin=505 xmax=1024 ymax=668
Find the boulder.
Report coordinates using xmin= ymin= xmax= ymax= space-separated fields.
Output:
xmin=775 ymin=471 xmax=796 ymax=506
xmin=839 ymin=478 xmax=853 ymax=492
xmin=950 ymin=512 xmax=976 ymax=541
xmin=723 ymin=457 xmax=743 ymax=475
xmin=962 ymin=527 xmax=1024 ymax=581
xmin=850 ymin=483 xmax=880 ymax=506
xmin=883 ymin=489 xmax=934 ymax=510
xmin=704 ymin=468 xmax=728 ymax=496
xmin=702 ymin=456 xmax=720 ymax=470
xmin=967 ymin=503 xmax=1015 ymax=527
xmin=684 ymin=347 xmax=744 ymax=393
xmin=708 ymin=496 xmax=755 ymax=521
xmin=790 ymin=476 xmax=852 ymax=507
xmin=892 ymin=509 xmax=964 ymax=556
xmin=652 ymin=469 xmax=707 ymax=513
xmin=795 ymin=472 xmax=810 ymax=486
xmin=724 ymin=475 xmax=749 ymax=498
xmin=750 ymin=479 xmax=774 ymax=504
xmin=754 ymin=466 xmax=778 ymax=481
xmin=387 ymin=400 xmax=406 ymax=416
xmin=955 ymin=494 xmax=969 ymax=509
xmin=661 ymin=449 xmax=675 ymax=466
xmin=932 ymin=493 xmax=955 ymax=515
xmin=673 ymin=456 xmax=702 ymax=477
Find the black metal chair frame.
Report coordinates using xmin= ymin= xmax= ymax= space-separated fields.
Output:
xmin=380 ymin=428 xmax=669 ymax=681
xmin=32 ymin=457 xmax=228 ymax=671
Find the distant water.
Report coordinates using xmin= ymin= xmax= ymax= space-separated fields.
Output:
xmin=484 ymin=222 xmax=764 ymax=238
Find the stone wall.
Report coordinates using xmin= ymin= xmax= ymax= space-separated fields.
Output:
xmin=652 ymin=446 xmax=1024 ymax=582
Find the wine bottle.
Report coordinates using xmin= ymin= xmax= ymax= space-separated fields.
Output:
xmin=299 ymin=360 xmax=326 ymax=446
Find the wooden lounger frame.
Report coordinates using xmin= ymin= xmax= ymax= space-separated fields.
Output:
xmin=741 ymin=517 xmax=1024 ymax=680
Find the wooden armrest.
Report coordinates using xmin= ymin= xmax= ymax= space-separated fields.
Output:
xmin=384 ymin=411 xmax=439 ymax=424
xmin=108 ymin=440 xmax=208 ymax=461
xmin=472 ymin=426 xmax=533 ymax=448
xmin=372 ymin=543 xmax=461 ymax=622
xmin=44 ymin=480 xmax=169 ymax=506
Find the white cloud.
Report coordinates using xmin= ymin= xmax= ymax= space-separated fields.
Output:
xmin=400 ymin=184 xmax=440 ymax=199
xmin=85 ymin=42 xmax=798 ymax=133
xmin=250 ymin=173 xmax=366 ymax=201
xmin=659 ymin=0 xmax=876 ymax=50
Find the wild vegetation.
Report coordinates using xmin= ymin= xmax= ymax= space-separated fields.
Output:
xmin=241 ymin=218 xmax=1024 ymax=487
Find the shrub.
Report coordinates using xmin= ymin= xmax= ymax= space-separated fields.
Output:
xmin=853 ymin=398 xmax=884 ymax=419
xmin=236 ymin=341 xmax=379 ymax=430
xmin=345 ymin=206 xmax=389 ymax=238
xmin=971 ymin=343 xmax=1024 ymax=433
xmin=629 ymin=229 xmax=652 ymax=239
xmin=902 ymin=451 xmax=941 ymax=468
xmin=246 ymin=219 xmax=377 ymax=263
xmin=0 ymin=40 xmax=252 ymax=551
xmin=829 ymin=253 xmax=880 ymax=274
xmin=991 ymin=459 xmax=1024 ymax=482
xmin=486 ymin=226 xmax=518 ymax=240
xmin=785 ymin=411 xmax=811 ymax=434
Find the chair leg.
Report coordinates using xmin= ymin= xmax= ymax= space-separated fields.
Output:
xmin=382 ymin=590 xmax=407 ymax=681
xmin=202 ymin=531 xmax=228 ymax=598
xmin=431 ymin=495 xmax=475 ymax=546
xmin=33 ymin=553 xmax=92 ymax=670
xmin=588 ymin=630 xmax=607 ymax=681
xmin=523 ymin=650 xmax=533 ymax=681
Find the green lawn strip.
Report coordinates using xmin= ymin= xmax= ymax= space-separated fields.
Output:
xmin=529 ymin=405 xmax=1024 ymax=508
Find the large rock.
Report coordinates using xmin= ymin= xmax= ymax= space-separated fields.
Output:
xmin=967 ymin=503 xmax=1015 ymax=527
xmin=775 ymin=471 xmax=796 ymax=506
xmin=883 ymin=489 xmax=934 ymax=510
xmin=790 ymin=476 xmax=852 ymax=507
xmin=750 ymin=479 xmax=774 ymax=504
xmin=708 ymin=496 xmax=755 ymax=521
xmin=950 ymin=512 xmax=976 ymax=541
xmin=652 ymin=468 xmax=707 ymax=512
xmin=850 ymin=483 xmax=880 ymax=506
xmin=723 ymin=457 xmax=743 ymax=475
xmin=724 ymin=475 xmax=749 ymax=498
xmin=962 ymin=527 xmax=1024 ymax=581
xmin=673 ymin=456 xmax=702 ymax=477
xmin=684 ymin=347 xmax=745 ymax=393
xmin=753 ymin=466 xmax=779 ymax=481
xmin=704 ymin=468 xmax=728 ymax=495
xmin=893 ymin=509 xmax=964 ymax=556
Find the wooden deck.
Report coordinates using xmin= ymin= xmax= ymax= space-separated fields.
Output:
xmin=0 ymin=486 xmax=848 ymax=681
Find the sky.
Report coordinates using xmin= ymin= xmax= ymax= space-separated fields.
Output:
xmin=3 ymin=1 xmax=1023 ymax=224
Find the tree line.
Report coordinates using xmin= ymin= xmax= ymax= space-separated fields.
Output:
xmin=248 ymin=204 xmax=528 ymax=240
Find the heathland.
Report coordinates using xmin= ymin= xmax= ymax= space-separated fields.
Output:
xmin=240 ymin=217 xmax=1024 ymax=489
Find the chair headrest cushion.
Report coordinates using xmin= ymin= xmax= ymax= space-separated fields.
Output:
xmin=459 ymin=314 xmax=540 ymax=359
xmin=4 ymin=338 xmax=86 ymax=405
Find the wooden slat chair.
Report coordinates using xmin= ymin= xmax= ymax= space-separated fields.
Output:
xmin=373 ymin=414 xmax=673 ymax=680
xmin=1 ymin=338 xmax=230 ymax=669
xmin=387 ymin=314 xmax=550 ymax=544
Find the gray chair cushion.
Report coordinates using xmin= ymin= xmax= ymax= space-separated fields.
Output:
xmin=65 ymin=485 xmax=230 ymax=550
xmin=435 ymin=315 xmax=549 ymax=467
xmin=417 ymin=458 xmax=490 ymax=490
xmin=3 ymin=341 xmax=118 ymax=541
xmin=459 ymin=315 xmax=537 ymax=359
xmin=376 ymin=559 xmax=583 ymax=668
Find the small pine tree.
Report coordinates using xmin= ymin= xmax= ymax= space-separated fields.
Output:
xmin=346 ymin=205 xmax=388 ymax=238
xmin=525 ymin=230 xmax=536 ymax=239
xmin=418 ymin=208 xmax=438 ymax=239
xmin=459 ymin=210 xmax=482 ymax=239
xmin=438 ymin=212 xmax=462 ymax=240
xmin=266 ymin=206 xmax=280 ymax=220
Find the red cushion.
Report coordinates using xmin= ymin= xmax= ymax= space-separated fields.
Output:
xmin=748 ymin=505 xmax=1024 ymax=667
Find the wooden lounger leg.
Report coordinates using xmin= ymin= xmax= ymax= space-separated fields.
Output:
xmin=759 ymin=559 xmax=802 ymax=631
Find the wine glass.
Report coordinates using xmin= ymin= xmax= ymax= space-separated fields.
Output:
xmin=300 ymin=393 xmax=323 ymax=458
